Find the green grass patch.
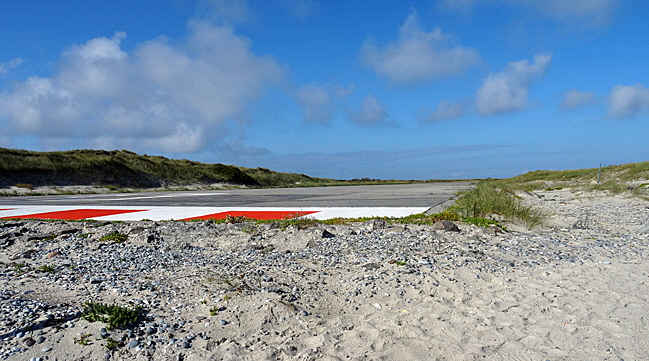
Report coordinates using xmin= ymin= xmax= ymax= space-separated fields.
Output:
xmin=37 ymin=265 xmax=56 ymax=273
xmin=99 ymin=232 xmax=128 ymax=243
xmin=81 ymin=302 xmax=140 ymax=329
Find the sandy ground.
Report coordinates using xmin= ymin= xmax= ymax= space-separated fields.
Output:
xmin=0 ymin=188 xmax=648 ymax=360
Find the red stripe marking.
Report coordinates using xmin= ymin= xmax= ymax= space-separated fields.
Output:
xmin=1 ymin=209 xmax=146 ymax=220
xmin=0 ymin=209 xmax=13 ymax=211
xmin=183 ymin=210 xmax=318 ymax=221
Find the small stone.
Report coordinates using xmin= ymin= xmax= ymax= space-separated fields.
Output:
xmin=42 ymin=347 xmax=52 ymax=352
xmin=431 ymin=220 xmax=460 ymax=232
xmin=182 ymin=341 xmax=191 ymax=348
xmin=220 ymin=320 xmax=228 ymax=326
xmin=37 ymin=336 xmax=46 ymax=344
xmin=100 ymin=328 xmax=108 ymax=337
xmin=23 ymin=337 xmax=36 ymax=347
xmin=372 ymin=303 xmax=382 ymax=309
xmin=128 ymin=340 xmax=139 ymax=348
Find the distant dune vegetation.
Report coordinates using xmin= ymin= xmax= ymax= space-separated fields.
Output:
xmin=0 ymin=148 xmax=339 ymax=188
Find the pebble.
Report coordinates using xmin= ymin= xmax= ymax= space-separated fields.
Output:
xmin=0 ymin=199 xmax=646 ymax=360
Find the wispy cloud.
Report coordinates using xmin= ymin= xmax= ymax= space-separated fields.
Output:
xmin=281 ymin=0 xmax=320 ymax=21
xmin=360 ymin=11 xmax=480 ymax=86
xmin=476 ymin=53 xmax=552 ymax=116
xmin=420 ymin=99 xmax=466 ymax=122
xmin=0 ymin=21 xmax=283 ymax=153
xmin=0 ymin=57 xmax=23 ymax=75
xmin=351 ymin=94 xmax=393 ymax=127
xmin=294 ymin=83 xmax=354 ymax=124
xmin=201 ymin=0 xmax=252 ymax=24
xmin=608 ymin=84 xmax=649 ymax=119
xmin=559 ymin=89 xmax=597 ymax=111
xmin=441 ymin=0 xmax=620 ymax=26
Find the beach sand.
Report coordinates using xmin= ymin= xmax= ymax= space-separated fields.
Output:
xmin=0 ymin=188 xmax=648 ymax=360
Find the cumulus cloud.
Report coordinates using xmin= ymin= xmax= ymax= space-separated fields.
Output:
xmin=608 ymin=84 xmax=649 ymax=119
xmin=475 ymin=53 xmax=552 ymax=116
xmin=559 ymin=89 xmax=597 ymax=111
xmin=420 ymin=100 xmax=466 ymax=122
xmin=0 ymin=21 xmax=283 ymax=153
xmin=351 ymin=94 xmax=392 ymax=127
xmin=295 ymin=83 xmax=354 ymax=124
xmin=360 ymin=11 xmax=480 ymax=86
xmin=0 ymin=57 xmax=23 ymax=75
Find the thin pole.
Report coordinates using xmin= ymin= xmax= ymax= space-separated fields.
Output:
xmin=597 ymin=163 xmax=602 ymax=184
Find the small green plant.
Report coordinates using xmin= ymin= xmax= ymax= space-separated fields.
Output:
xmin=200 ymin=299 xmax=207 ymax=305
xmin=99 ymin=232 xmax=128 ymax=243
xmin=11 ymin=263 xmax=28 ymax=274
xmin=74 ymin=333 xmax=93 ymax=345
xmin=81 ymin=302 xmax=140 ymax=330
xmin=462 ymin=217 xmax=503 ymax=229
xmin=209 ymin=306 xmax=219 ymax=316
xmin=37 ymin=265 xmax=56 ymax=273
xmin=395 ymin=260 xmax=407 ymax=266
xmin=101 ymin=335 xmax=121 ymax=350
xmin=280 ymin=212 xmax=319 ymax=230
xmin=241 ymin=224 xmax=258 ymax=233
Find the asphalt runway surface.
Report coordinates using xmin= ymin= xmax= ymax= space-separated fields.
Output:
xmin=0 ymin=182 xmax=474 ymax=209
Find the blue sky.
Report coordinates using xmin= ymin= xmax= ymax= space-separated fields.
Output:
xmin=1 ymin=0 xmax=648 ymax=180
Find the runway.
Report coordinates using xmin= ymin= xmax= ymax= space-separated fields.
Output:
xmin=0 ymin=182 xmax=473 ymax=220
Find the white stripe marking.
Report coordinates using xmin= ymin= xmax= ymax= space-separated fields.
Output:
xmin=0 ymin=206 xmax=428 ymax=221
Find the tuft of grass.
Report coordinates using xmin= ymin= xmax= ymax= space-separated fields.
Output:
xmin=99 ymin=232 xmax=128 ymax=243
xmin=452 ymin=181 xmax=545 ymax=229
xmin=15 ymin=183 xmax=34 ymax=190
xmin=279 ymin=213 xmax=320 ymax=230
xmin=73 ymin=333 xmax=93 ymax=345
xmin=12 ymin=263 xmax=29 ymax=274
xmin=81 ymin=302 xmax=140 ymax=330
xmin=37 ymin=265 xmax=56 ymax=273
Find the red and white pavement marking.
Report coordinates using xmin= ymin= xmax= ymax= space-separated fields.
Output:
xmin=0 ymin=206 xmax=429 ymax=221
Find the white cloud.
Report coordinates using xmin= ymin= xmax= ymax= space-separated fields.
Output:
xmin=0 ymin=57 xmax=23 ymax=75
xmin=421 ymin=100 xmax=466 ymax=122
xmin=295 ymin=84 xmax=335 ymax=124
xmin=560 ymin=89 xmax=597 ymax=111
xmin=360 ymin=11 xmax=480 ymax=86
xmin=608 ymin=84 xmax=649 ymax=119
xmin=475 ymin=53 xmax=552 ymax=116
xmin=295 ymin=83 xmax=354 ymax=123
xmin=0 ymin=22 xmax=283 ymax=153
xmin=352 ymin=94 xmax=391 ymax=126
